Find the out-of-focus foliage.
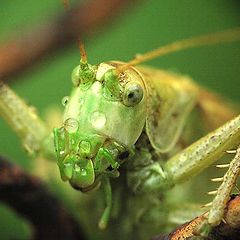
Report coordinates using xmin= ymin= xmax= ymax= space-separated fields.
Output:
xmin=0 ymin=1 xmax=239 ymax=239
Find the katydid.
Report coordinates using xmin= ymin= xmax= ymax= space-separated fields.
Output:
xmin=0 ymin=28 xmax=240 ymax=239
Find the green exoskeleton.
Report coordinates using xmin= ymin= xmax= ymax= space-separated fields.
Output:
xmin=0 ymin=29 xmax=240 ymax=239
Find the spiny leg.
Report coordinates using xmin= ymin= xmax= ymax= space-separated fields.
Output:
xmin=0 ymin=82 xmax=55 ymax=159
xmin=165 ymin=114 xmax=240 ymax=184
xmin=191 ymin=145 xmax=240 ymax=238
xmin=207 ymin=145 xmax=240 ymax=226
xmin=164 ymin=116 xmax=239 ymax=233
xmin=127 ymin=115 xmax=239 ymax=239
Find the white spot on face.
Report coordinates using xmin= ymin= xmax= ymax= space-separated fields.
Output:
xmin=90 ymin=111 xmax=106 ymax=129
xmin=81 ymin=169 xmax=87 ymax=176
xmin=91 ymin=81 xmax=102 ymax=94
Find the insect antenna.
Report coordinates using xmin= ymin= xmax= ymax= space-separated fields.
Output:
xmin=79 ymin=40 xmax=88 ymax=65
xmin=116 ymin=28 xmax=240 ymax=73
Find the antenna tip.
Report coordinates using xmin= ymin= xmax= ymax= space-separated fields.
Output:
xmin=78 ymin=40 xmax=88 ymax=64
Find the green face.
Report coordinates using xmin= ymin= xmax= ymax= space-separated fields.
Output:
xmin=53 ymin=61 xmax=147 ymax=191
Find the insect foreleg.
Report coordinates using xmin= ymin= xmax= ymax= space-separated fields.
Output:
xmin=0 ymin=82 xmax=55 ymax=159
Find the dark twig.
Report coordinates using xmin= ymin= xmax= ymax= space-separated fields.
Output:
xmin=154 ymin=195 xmax=240 ymax=240
xmin=0 ymin=155 xmax=86 ymax=240
xmin=0 ymin=0 xmax=138 ymax=81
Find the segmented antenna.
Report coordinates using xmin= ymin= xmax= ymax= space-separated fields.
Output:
xmin=62 ymin=0 xmax=88 ymax=65
xmin=79 ymin=40 xmax=88 ymax=64
xmin=116 ymin=28 xmax=240 ymax=73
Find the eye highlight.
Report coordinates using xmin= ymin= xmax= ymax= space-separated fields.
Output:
xmin=123 ymin=82 xmax=143 ymax=107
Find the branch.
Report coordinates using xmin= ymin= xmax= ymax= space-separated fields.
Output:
xmin=0 ymin=0 xmax=138 ymax=81
xmin=154 ymin=195 xmax=240 ymax=240
xmin=0 ymin=155 xmax=86 ymax=240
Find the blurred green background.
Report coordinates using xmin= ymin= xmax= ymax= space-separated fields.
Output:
xmin=0 ymin=0 xmax=239 ymax=239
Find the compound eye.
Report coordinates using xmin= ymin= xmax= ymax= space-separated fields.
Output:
xmin=123 ymin=82 xmax=143 ymax=107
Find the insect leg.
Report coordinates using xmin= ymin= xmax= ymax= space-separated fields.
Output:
xmin=165 ymin=114 xmax=240 ymax=184
xmin=98 ymin=177 xmax=112 ymax=230
xmin=0 ymin=82 xmax=54 ymax=158
xmin=207 ymin=145 xmax=240 ymax=226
